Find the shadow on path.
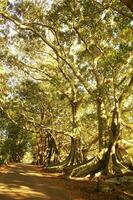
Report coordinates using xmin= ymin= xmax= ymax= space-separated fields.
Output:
xmin=0 ymin=163 xmax=86 ymax=200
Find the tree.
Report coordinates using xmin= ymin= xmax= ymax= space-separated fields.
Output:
xmin=0 ymin=0 xmax=133 ymax=177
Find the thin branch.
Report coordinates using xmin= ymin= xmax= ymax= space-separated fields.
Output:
xmin=91 ymin=0 xmax=133 ymax=19
xmin=118 ymin=73 xmax=133 ymax=106
xmin=120 ymin=0 xmax=133 ymax=12
xmin=0 ymin=106 xmax=18 ymax=125
xmin=121 ymin=121 xmax=133 ymax=131
xmin=0 ymin=12 xmax=92 ymax=95
xmin=26 ymin=22 xmax=66 ymax=56
xmin=109 ymin=5 xmax=133 ymax=20
xmin=73 ymin=26 xmax=93 ymax=57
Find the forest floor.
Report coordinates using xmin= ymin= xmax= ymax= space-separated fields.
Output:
xmin=0 ymin=163 xmax=133 ymax=200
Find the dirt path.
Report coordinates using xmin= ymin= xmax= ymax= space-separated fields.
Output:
xmin=0 ymin=163 xmax=89 ymax=200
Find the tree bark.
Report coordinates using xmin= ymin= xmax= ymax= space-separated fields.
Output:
xmin=96 ymin=98 xmax=106 ymax=151
xmin=70 ymin=106 xmax=123 ymax=177
xmin=120 ymin=0 xmax=133 ymax=12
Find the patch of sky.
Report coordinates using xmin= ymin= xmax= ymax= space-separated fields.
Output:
xmin=78 ymin=85 xmax=86 ymax=93
xmin=96 ymin=0 xmax=103 ymax=3
xmin=128 ymin=42 xmax=132 ymax=47
xmin=4 ymin=20 xmax=18 ymax=41
xmin=114 ymin=44 xmax=120 ymax=50
xmin=8 ymin=0 xmax=15 ymax=4
xmin=61 ymin=24 xmax=69 ymax=32
xmin=8 ymin=0 xmax=23 ymax=21
xmin=80 ymin=62 xmax=92 ymax=70
xmin=5 ymin=92 xmax=19 ymax=100
xmin=101 ymin=12 xmax=106 ymax=20
xmin=8 ymin=76 xmax=19 ymax=88
xmin=130 ymin=20 xmax=133 ymax=26
xmin=8 ymin=0 xmax=23 ymax=5
xmin=88 ymin=79 xmax=97 ymax=89
xmin=113 ymin=31 xmax=117 ymax=38
xmin=46 ymin=0 xmax=53 ymax=10
xmin=0 ymin=24 xmax=6 ymax=30
xmin=0 ymin=130 xmax=8 ymax=140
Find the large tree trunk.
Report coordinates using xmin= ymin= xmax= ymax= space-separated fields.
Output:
xmin=70 ymin=106 xmax=132 ymax=177
xmin=70 ymin=98 xmax=83 ymax=165
xmin=44 ymin=135 xmax=83 ymax=172
xmin=96 ymin=98 xmax=106 ymax=151
xmin=36 ymin=132 xmax=45 ymax=165
xmin=44 ymin=133 xmax=59 ymax=166
xmin=67 ymin=136 xmax=83 ymax=166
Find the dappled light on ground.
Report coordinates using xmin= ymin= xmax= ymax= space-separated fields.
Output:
xmin=0 ymin=183 xmax=48 ymax=200
xmin=1 ymin=164 xmax=132 ymax=200
xmin=20 ymin=172 xmax=45 ymax=177
xmin=0 ymin=164 xmax=87 ymax=200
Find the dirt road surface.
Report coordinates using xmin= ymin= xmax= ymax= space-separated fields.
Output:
xmin=0 ymin=163 xmax=88 ymax=200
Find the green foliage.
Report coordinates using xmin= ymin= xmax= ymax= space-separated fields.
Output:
xmin=0 ymin=0 xmax=133 ymax=164
xmin=0 ymin=122 xmax=31 ymax=163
